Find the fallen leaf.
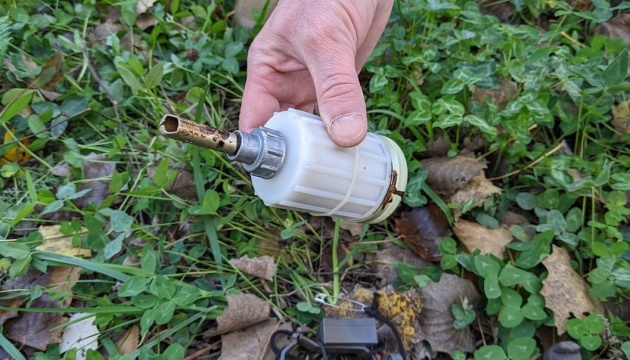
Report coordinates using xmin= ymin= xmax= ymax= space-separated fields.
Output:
xmin=453 ymin=219 xmax=512 ymax=258
xmin=204 ymin=294 xmax=270 ymax=337
xmin=470 ymin=78 xmax=518 ymax=109
xmin=422 ymin=132 xmax=450 ymax=158
xmin=90 ymin=20 xmax=125 ymax=46
xmin=40 ymin=89 xmax=62 ymax=101
xmin=324 ymin=287 xmax=423 ymax=353
xmin=218 ymin=318 xmax=291 ymax=360
xmin=448 ymin=172 xmax=501 ymax=210
xmin=37 ymin=50 xmax=64 ymax=90
xmin=230 ymin=255 xmax=276 ymax=281
xmin=136 ymin=0 xmax=156 ymax=14
xmin=612 ymin=100 xmax=630 ymax=140
xmin=595 ymin=13 xmax=630 ymax=45
xmin=49 ymin=266 xmax=81 ymax=306
xmin=478 ymin=1 xmax=513 ymax=23
xmin=50 ymin=163 xmax=72 ymax=177
xmin=417 ymin=273 xmax=481 ymax=354
xmin=60 ymin=313 xmax=100 ymax=359
xmin=421 ymin=156 xmax=486 ymax=197
xmin=233 ymin=0 xmax=278 ymax=29
xmin=540 ymin=245 xmax=604 ymax=335
xmin=147 ymin=165 xmax=197 ymax=199
xmin=367 ymin=242 xmax=432 ymax=285
xmin=4 ymin=294 xmax=68 ymax=350
xmin=501 ymin=211 xmax=536 ymax=240
xmin=395 ymin=203 xmax=452 ymax=261
xmin=136 ymin=13 xmax=157 ymax=30
xmin=74 ymin=153 xmax=116 ymax=209
xmin=116 ymin=324 xmax=139 ymax=355
xmin=339 ymin=218 xmax=364 ymax=237
xmin=4 ymin=53 xmax=39 ymax=82
xmin=0 ymin=129 xmax=32 ymax=164
xmin=36 ymin=225 xmax=92 ymax=258
xmin=0 ymin=268 xmax=50 ymax=326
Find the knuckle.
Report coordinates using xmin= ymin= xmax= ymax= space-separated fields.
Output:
xmin=318 ymin=73 xmax=358 ymax=101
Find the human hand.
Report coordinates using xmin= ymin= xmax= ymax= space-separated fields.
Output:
xmin=239 ymin=0 xmax=394 ymax=147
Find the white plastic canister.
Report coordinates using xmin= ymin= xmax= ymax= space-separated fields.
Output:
xmin=251 ymin=109 xmax=408 ymax=223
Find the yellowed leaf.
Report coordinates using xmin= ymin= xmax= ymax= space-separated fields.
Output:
xmin=612 ymin=100 xmax=630 ymax=136
xmin=540 ymin=245 xmax=604 ymax=335
xmin=35 ymin=225 xmax=92 ymax=258
xmin=116 ymin=324 xmax=139 ymax=355
xmin=453 ymin=219 xmax=512 ymax=258
xmin=49 ymin=266 xmax=81 ymax=306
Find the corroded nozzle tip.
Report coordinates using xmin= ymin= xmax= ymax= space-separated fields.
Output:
xmin=159 ymin=115 xmax=239 ymax=155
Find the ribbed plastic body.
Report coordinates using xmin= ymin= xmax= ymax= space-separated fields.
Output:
xmin=251 ymin=109 xmax=407 ymax=223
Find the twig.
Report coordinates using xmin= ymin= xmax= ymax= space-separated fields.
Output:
xmin=487 ymin=142 xmax=565 ymax=181
xmin=183 ymin=341 xmax=220 ymax=360
xmin=477 ymin=315 xmax=487 ymax=346
xmin=258 ymin=320 xmax=284 ymax=360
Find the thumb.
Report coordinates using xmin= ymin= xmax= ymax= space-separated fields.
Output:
xmin=309 ymin=57 xmax=368 ymax=148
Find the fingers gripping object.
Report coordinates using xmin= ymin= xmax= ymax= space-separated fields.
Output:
xmin=159 ymin=109 xmax=408 ymax=223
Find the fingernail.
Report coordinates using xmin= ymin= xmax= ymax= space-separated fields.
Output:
xmin=330 ymin=113 xmax=365 ymax=147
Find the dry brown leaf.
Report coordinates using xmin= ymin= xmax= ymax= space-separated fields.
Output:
xmin=49 ymin=266 xmax=81 ymax=306
xmin=478 ymin=0 xmax=513 ymax=22
xmin=90 ymin=20 xmax=125 ymax=46
xmin=230 ymin=255 xmax=276 ymax=281
xmin=541 ymin=245 xmax=604 ymax=335
xmin=4 ymin=294 xmax=68 ymax=350
xmin=418 ymin=273 xmax=481 ymax=354
xmin=470 ymin=78 xmax=518 ymax=109
xmin=136 ymin=13 xmax=157 ymax=30
xmin=421 ymin=156 xmax=486 ymax=197
xmin=612 ymin=100 xmax=630 ymax=137
xmin=0 ymin=268 xmax=47 ymax=326
xmin=448 ymin=172 xmax=501 ymax=210
xmin=136 ymin=0 xmax=157 ymax=14
xmin=4 ymin=53 xmax=38 ymax=82
xmin=50 ymin=163 xmax=72 ymax=177
xmin=147 ymin=165 xmax=197 ymax=199
xmin=339 ymin=218 xmax=364 ymax=237
xmin=116 ymin=325 xmax=139 ymax=355
xmin=395 ymin=203 xmax=452 ymax=261
xmin=367 ymin=243 xmax=432 ymax=285
xmin=453 ymin=219 xmax=512 ymax=259
xmin=36 ymin=225 xmax=92 ymax=258
xmin=595 ymin=13 xmax=630 ymax=45
xmin=204 ymin=294 xmax=270 ymax=337
xmin=37 ymin=50 xmax=64 ymax=90
xmin=218 ymin=318 xmax=291 ymax=360
xmin=74 ymin=153 xmax=116 ymax=209
xmin=422 ymin=132 xmax=450 ymax=158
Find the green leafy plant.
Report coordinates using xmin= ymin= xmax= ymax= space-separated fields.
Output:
xmin=566 ymin=313 xmax=606 ymax=351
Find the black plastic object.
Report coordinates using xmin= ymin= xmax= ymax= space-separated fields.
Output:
xmin=318 ymin=318 xmax=378 ymax=346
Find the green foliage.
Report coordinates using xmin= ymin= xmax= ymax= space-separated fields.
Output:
xmin=1 ymin=0 xmax=629 ymax=358
xmin=567 ymin=313 xmax=606 ymax=351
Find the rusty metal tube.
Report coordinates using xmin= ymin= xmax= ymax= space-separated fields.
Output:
xmin=159 ymin=114 xmax=239 ymax=155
